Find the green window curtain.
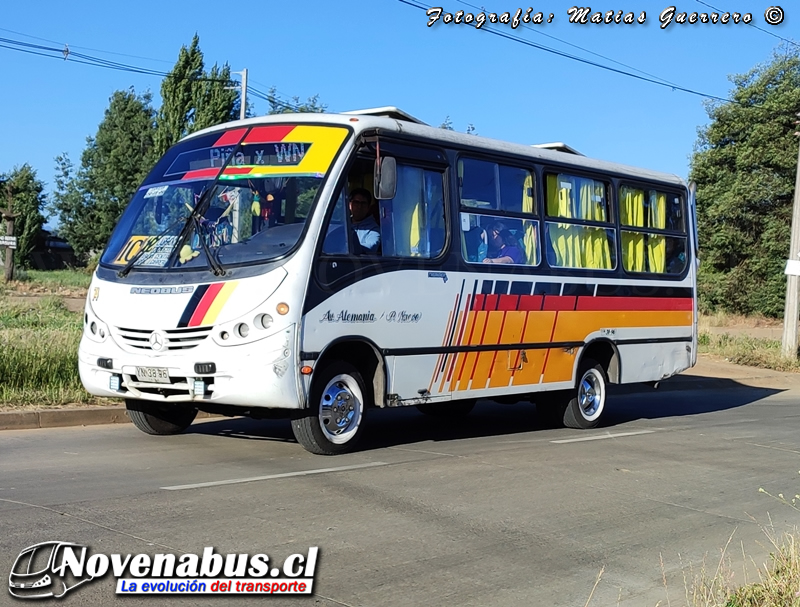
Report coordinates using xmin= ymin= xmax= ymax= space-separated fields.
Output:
xmin=647 ymin=191 xmax=666 ymax=272
xmin=620 ymin=186 xmax=646 ymax=272
xmin=522 ymin=173 xmax=538 ymax=265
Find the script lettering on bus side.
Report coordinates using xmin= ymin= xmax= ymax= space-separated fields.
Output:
xmin=385 ymin=311 xmax=422 ymax=323
xmin=320 ymin=310 xmax=377 ymax=323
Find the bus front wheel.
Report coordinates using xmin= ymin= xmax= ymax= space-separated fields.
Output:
xmin=126 ymin=400 xmax=197 ymax=435
xmin=563 ymin=358 xmax=607 ymax=429
xmin=291 ymin=361 xmax=367 ymax=455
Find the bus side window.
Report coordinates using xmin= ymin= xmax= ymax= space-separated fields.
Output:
xmin=321 ymin=190 xmax=349 ymax=255
xmin=381 ymin=165 xmax=446 ymax=259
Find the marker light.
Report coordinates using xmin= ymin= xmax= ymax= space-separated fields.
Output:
xmin=276 ymin=303 xmax=290 ymax=315
xmin=254 ymin=313 xmax=273 ymax=330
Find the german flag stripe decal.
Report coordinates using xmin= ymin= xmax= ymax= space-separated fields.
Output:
xmin=177 ymin=282 xmax=239 ymax=328
xmin=178 ymin=285 xmax=210 ymax=327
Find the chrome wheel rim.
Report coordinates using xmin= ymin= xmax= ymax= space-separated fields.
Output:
xmin=578 ymin=368 xmax=605 ymax=421
xmin=319 ymin=374 xmax=363 ymax=444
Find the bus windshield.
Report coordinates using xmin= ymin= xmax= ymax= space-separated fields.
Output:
xmin=101 ymin=124 xmax=349 ymax=272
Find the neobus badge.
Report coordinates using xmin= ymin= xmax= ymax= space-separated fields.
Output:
xmin=130 ymin=286 xmax=195 ymax=295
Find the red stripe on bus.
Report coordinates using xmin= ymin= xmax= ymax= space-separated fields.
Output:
xmin=576 ymin=296 xmax=693 ymax=311
xmin=497 ymin=295 xmax=519 ymax=311
xmin=518 ymin=295 xmax=543 ymax=311
xmin=484 ymin=294 xmax=499 ymax=311
xmin=222 ymin=167 xmax=253 ymax=175
xmin=188 ymin=283 xmax=225 ymax=327
xmin=473 ymin=294 xmax=485 ymax=311
xmin=542 ymin=295 xmax=577 ymax=311
xmin=243 ymin=125 xmax=296 ymax=144
xmin=181 ymin=168 xmax=221 ymax=180
xmin=214 ymin=128 xmax=248 ymax=147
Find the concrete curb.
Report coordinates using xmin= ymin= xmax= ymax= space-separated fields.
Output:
xmin=0 ymin=407 xmax=220 ymax=431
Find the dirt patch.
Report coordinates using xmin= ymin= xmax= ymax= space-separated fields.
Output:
xmin=3 ymin=294 xmax=85 ymax=313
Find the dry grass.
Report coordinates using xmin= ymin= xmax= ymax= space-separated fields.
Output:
xmin=699 ymin=312 xmax=782 ymax=331
xmin=587 ymin=527 xmax=800 ymax=606
xmin=698 ymin=332 xmax=800 ymax=373
xmin=0 ymin=269 xmax=90 ymax=298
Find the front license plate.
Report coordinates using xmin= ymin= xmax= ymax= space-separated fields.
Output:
xmin=135 ymin=366 xmax=170 ymax=383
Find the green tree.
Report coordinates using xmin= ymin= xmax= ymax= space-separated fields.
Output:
xmin=0 ymin=164 xmax=46 ymax=268
xmin=154 ymin=35 xmax=239 ymax=158
xmin=690 ymin=47 xmax=800 ymax=317
xmin=51 ymin=89 xmax=156 ymax=258
xmin=266 ymin=87 xmax=326 ymax=114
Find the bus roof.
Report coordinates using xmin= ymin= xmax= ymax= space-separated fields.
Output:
xmin=185 ymin=110 xmax=686 ymax=188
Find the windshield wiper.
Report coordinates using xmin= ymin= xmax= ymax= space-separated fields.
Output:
xmin=191 ymin=215 xmax=225 ymax=276
xmin=117 ymin=214 xmax=188 ymax=278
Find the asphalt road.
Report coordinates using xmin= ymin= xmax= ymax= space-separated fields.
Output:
xmin=2 ymin=384 xmax=800 ymax=607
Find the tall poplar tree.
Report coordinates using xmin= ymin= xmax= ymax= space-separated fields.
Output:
xmin=154 ymin=35 xmax=239 ymax=158
xmin=51 ymin=89 xmax=156 ymax=258
xmin=690 ymin=47 xmax=800 ymax=317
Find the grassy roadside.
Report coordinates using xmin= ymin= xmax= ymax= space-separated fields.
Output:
xmin=0 ymin=268 xmax=91 ymax=298
xmin=0 ymin=295 xmax=110 ymax=408
xmin=698 ymin=332 xmax=800 ymax=373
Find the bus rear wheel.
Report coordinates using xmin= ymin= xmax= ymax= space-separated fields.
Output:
xmin=126 ymin=400 xmax=198 ymax=435
xmin=291 ymin=361 xmax=367 ymax=455
xmin=563 ymin=358 xmax=607 ymax=429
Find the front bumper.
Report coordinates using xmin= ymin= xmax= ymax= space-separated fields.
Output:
xmin=78 ymin=325 xmax=302 ymax=409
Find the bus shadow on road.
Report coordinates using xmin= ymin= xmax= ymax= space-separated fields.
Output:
xmin=184 ymin=379 xmax=784 ymax=451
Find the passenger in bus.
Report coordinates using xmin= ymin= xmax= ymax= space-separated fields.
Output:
xmin=666 ymin=238 xmax=686 ymax=274
xmin=483 ymin=221 xmax=525 ymax=265
xmin=349 ymin=188 xmax=381 ymax=254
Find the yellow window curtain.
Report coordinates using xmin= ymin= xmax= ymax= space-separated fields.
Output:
xmin=522 ymin=173 xmax=538 ymax=265
xmin=546 ymin=174 xmax=579 ymax=267
xmin=647 ymin=191 xmax=666 ymax=273
xmin=578 ymin=179 xmax=611 ymax=269
xmin=620 ymin=186 xmax=645 ymax=272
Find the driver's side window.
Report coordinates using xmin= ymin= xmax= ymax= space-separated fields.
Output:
xmin=321 ymin=190 xmax=350 ymax=255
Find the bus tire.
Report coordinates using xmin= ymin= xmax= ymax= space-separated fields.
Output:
xmin=535 ymin=391 xmax=570 ymax=428
xmin=126 ymin=400 xmax=197 ymax=435
xmin=563 ymin=358 xmax=607 ymax=430
xmin=291 ymin=361 xmax=368 ymax=455
xmin=416 ymin=400 xmax=475 ymax=417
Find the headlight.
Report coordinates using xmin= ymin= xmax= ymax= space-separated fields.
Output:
xmin=83 ymin=303 xmax=109 ymax=343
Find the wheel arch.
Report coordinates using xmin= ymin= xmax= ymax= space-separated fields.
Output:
xmin=580 ymin=339 xmax=620 ymax=383
xmin=312 ymin=336 xmax=386 ymax=408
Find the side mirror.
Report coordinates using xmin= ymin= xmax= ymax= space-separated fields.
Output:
xmin=374 ymin=156 xmax=397 ymax=200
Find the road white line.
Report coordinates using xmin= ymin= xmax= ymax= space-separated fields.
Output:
xmin=161 ymin=462 xmax=389 ymax=491
xmin=551 ymin=430 xmax=655 ymax=444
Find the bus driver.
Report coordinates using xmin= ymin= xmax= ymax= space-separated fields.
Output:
xmin=349 ymin=188 xmax=381 ymax=254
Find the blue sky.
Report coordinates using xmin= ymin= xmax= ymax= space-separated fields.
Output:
xmin=1 ymin=0 xmax=796 ymax=224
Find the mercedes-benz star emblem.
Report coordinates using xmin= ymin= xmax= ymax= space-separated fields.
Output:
xmin=148 ymin=331 xmax=166 ymax=351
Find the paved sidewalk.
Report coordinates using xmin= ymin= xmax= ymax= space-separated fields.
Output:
xmin=1 ymin=356 xmax=798 ymax=432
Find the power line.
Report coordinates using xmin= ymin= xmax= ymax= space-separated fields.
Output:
xmin=0 ymin=26 xmax=174 ymax=64
xmin=694 ymin=0 xmax=800 ymax=49
xmin=0 ymin=31 xmax=308 ymax=112
xmin=399 ymin=0 xmax=743 ymax=105
xmin=454 ymin=0 xmax=681 ymax=88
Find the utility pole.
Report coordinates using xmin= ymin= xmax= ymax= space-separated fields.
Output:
xmin=1 ymin=180 xmax=19 ymax=283
xmin=228 ymin=69 xmax=248 ymax=121
xmin=781 ymin=113 xmax=800 ymax=359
